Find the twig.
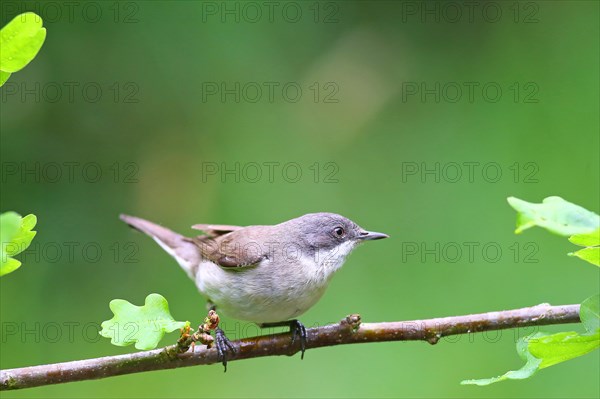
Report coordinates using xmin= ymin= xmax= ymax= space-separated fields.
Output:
xmin=0 ymin=303 xmax=580 ymax=390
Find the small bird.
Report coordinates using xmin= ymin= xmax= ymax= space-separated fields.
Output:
xmin=120 ymin=212 xmax=387 ymax=367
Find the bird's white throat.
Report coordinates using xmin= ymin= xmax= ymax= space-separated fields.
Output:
xmin=313 ymin=240 xmax=357 ymax=276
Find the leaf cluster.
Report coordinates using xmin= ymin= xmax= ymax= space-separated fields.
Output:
xmin=463 ymin=197 xmax=600 ymax=385
xmin=0 ymin=212 xmax=37 ymax=276
xmin=0 ymin=12 xmax=46 ymax=86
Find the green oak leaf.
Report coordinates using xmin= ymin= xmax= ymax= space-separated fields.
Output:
xmin=568 ymin=229 xmax=600 ymax=266
xmin=569 ymin=229 xmax=600 ymax=247
xmin=0 ymin=213 xmax=20 ymax=242
xmin=569 ymin=247 xmax=600 ymax=266
xmin=462 ymin=330 xmax=600 ymax=386
xmin=507 ymin=196 xmax=599 ymax=236
xmin=463 ymin=295 xmax=600 ymax=386
xmin=0 ymin=13 xmax=46 ymax=74
xmin=528 ymin=331 xmax=599 ymax=368
xmin=461 ymin=337 xmax=541 ymax=385
xmin=0 ymin=212 xmax=38 ymax=276
xmin=580 ymin=294 xmax=600 ymax=333
xmin=0 ymin=71 xmax=11 ymax=86
xmin=100 ymin=294 xmax=187 ymax=350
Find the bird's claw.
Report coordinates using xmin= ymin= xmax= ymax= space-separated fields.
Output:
xmin=290 ymin=320 xmax=307 ymax=359
xmin=215 ymin=328 xmax=236 ymax=372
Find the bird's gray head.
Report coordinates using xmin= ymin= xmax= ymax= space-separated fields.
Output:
xmin=281 ymin=213 xmax=387 ymax=274
xmin=288 ymin=213 xmax=388 ymax=250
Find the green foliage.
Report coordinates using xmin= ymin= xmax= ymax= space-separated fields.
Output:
xmin=0 ymin=71 xmax=10 ymax=86
xmin=464 ymin=198 xmax=599 ymax=386
xmin=508 ymin=196 xmax=600 ymax=266
xmin=569 ymin=229 xmax=600 ymax=247
xmin=580 ymin=294 xmax=600 ymax=333
xmin=0 ymin=212 xmax=37 ymax=276
xmin=461 ymin=335 xmax=543 ymax=386
xmin=100 ymin=293 xmax=187 ymax=350
xmin=0 ymin=12 xmax=46 ymax=87
xmin=568 ymin=229 xmax=600 ymax=267
xmin=507 ymin=196 xmax=599 ymax=236
xmin=528 ymin=329 xmax=598 ymax=370
xmin=462 ymin=295 xmax=600 ymax=386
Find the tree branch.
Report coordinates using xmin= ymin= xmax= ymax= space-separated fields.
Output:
xmin=0 ymin=303 xmax=581 ymax=390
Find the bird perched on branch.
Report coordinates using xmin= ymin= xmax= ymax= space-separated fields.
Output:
xmin=120 ymin=212 xmax=388 ymax=369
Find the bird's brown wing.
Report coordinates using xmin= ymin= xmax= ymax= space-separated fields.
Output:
xmin=191 ymin=225 xmax=270 ymax=268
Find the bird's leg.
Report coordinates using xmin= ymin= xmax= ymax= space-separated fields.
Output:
xmin=202 ymin=305 xmax=236 ymax=372
xmin=214 ymin=327 xmax=236 ymax=372
xmin=259 ymin=320 xmax=307 ymax=359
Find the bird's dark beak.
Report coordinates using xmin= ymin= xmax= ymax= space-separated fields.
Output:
xmin=357 ymin=231 xmax=389 ymax=241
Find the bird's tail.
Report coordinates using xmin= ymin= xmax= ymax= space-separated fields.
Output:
xmin=119 ymin=214 xmax=200 ymax=278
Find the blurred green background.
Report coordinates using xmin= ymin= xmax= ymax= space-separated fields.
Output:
xmin=1 ymin=1 xmax=598 ymax=398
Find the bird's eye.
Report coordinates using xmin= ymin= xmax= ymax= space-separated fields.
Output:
xmin=334 ymin=227 xmax=345 ymax=237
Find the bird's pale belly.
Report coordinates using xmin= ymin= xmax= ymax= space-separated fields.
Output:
xmin=195 ymin=259 xmax=331 ymax=323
